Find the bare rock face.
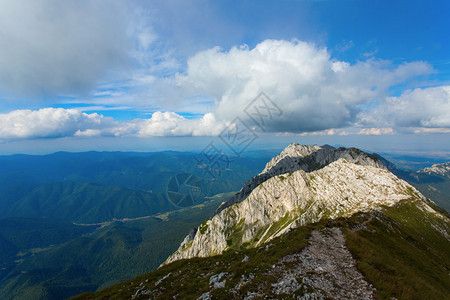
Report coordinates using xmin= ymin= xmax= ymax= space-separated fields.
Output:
xmin=215 ymin=143 xmax=386 ymax=214
xmin=163 ymin=144 xmax=428 ymax=266
xmin=419 ymin=161 xmax=450 ymax=178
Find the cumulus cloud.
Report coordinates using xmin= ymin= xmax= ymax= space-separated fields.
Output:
xmin=359 ymin=86 xmax=450 ymax=130
xmin=178 ymin=39 xmax=432 ymax=133
xmin=0 ymin=108 xmax=118 ymax=139
xmin=357 ymin=127 xmax=395 ymax=135
xmin=0 ymin=0 xmax=129 ymax=98
xmin=0 ymin=35 xmax=445 ymax=140
xmin=0 ymin=108 xmax=225 ymax=140
xmin=136 ymin=111 xmax=224 ymax=137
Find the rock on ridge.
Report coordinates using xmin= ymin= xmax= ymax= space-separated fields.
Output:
xmin=164 ymin=154 xmax=427 ymax=265
xmin=261 ymin=143 xmax=322 ymax=174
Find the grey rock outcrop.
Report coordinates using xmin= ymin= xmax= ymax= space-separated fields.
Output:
xmin=216 ymin=143 xmax=386 ymax=214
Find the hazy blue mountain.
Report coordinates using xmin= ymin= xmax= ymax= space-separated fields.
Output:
xmin=0 ymin=151 xmax=270 ymax=223
xmin=0 ymin=151 xmax=270 ymax=189
xmin=0 ymin=218 xmax=97 ymax=257
xmin=0 ymin=217 xmax=97 ymax=291
xmin=0 ymin=151 xmax=267 ymax=300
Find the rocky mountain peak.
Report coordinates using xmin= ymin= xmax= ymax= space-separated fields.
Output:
xmin=261 ymin=143 xmax=322 ymax=174
xmin=163 ymin=144 xmax=431 ymax=266
xmin=215 ymin=144 xmax=386 ymax=215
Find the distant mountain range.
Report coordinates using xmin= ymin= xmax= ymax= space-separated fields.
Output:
xmin=419 ymin=161 xmax=450 ymax=178
xmin=78 ymin=144 xmax=450 ymax=299
xmin=0 ymin=151 xmax=269 ymax=299
xmin=0 ymin=151 xmax=270 ymax=223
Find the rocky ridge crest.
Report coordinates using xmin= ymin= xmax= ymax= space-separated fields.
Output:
xmin=215 ymin=143 xmax=386 ymax=214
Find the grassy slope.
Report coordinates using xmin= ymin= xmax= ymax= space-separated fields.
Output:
xmin=74 ymin=222 xmax=314 ymax=300
xmin=74 ymin=199 xmax=450 ymax=300
xmin=0 ymin=194 xmax=231 ymax=300
xmin=341 ymin=200 xmax=450 ymax=299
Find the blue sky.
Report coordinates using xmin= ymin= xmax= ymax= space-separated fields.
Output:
xmin=0 ymin=0 xmax=449 ymax=155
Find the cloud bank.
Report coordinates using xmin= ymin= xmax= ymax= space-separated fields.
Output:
xmin=0 ymin=108 xmax=116 ymax=139
xmin=0 ymin=39 xmax=448 ymax=141
xmin=136 ymin=112 xmax=224 ymax=137
xmin=358 ymin=86 xmax=450 ymax=130
xmin=0 ymin=109 xmax=225 ymax=140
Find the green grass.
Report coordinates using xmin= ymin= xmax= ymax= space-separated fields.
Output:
xmin=257 ymin=212 xmax=294 ymax=245
xmin=338 ymin=200 xmax=450 ymax=300
xmin=224 ymin=219 xmax=246 ymax=250
xmin=199 ymin=222 xmax=209 ymax=234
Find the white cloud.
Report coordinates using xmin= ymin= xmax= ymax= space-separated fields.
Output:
xmin=0 ymin=35 xmax=445 ymax=140
xmin=74 ymin=129 xmax=102 ymax=137
xmin=136 ymin=111 xmax=224 ymax=137
xmin=0 ymin=108 xmax=117 ymax=139
xmin=413 ymin=128 xmax=450 ymax=134
xmin=178 ymin=39 xmax=433 ymax=133
xmin=297 ymin=127 xmax=394 ymax=136
xmin=0 ymin=0 xmax=129 ymax=98
xmin=359 ymin=86 xmax=450 ymax=130
xmin=0 ymin=108 xmax=225 ymax=140
xmin=357 ymin=128 xmax=394 ymax=135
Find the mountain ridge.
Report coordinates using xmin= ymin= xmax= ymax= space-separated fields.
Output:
xmin=215 ymin=144 xmax=385 ymax=215
xmin=164 ymin=144 xmax=435 ymax=265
